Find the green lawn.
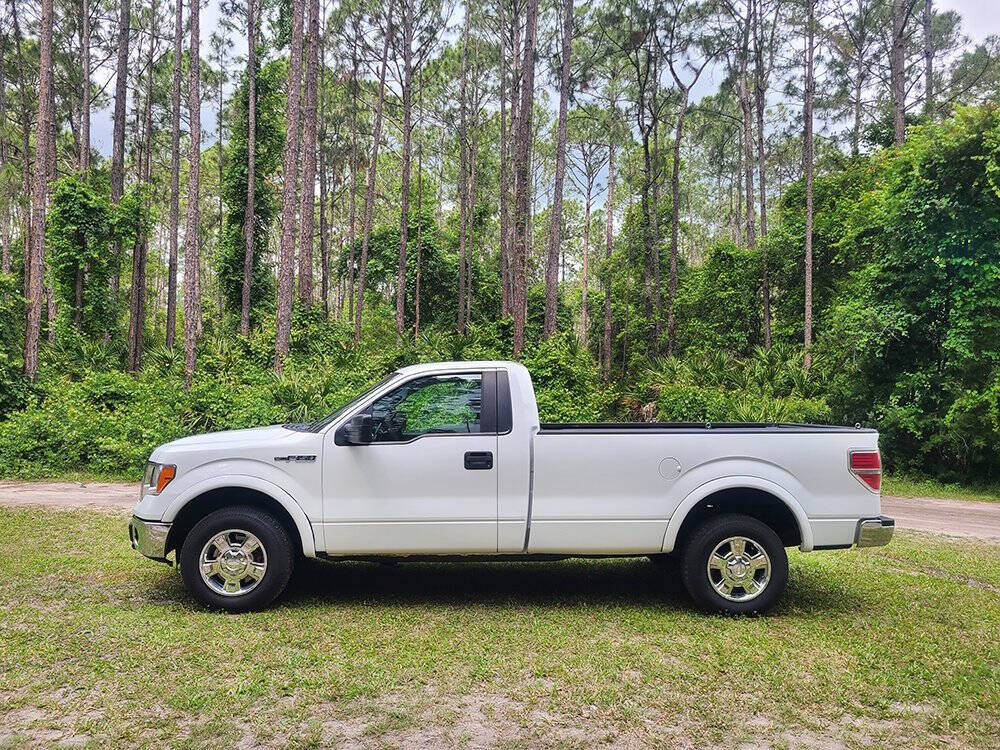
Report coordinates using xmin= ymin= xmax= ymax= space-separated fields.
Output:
xmin=882 ymin=474 xmax=1000 ymax=503
xmin=1 ymin=509 xmax=998 ymax=749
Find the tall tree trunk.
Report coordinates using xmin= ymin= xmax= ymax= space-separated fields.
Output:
xmin=497 ymin=0 xmax=511 ymax=317
xmin=804 ymin=0 xmax=815 ymax=370
xmin=543 ymin=0 xmax=573 ymax=338
xmin=580 ymin=178 xmax=591 ymax=349
xmin=297 ymin=0 xmax=320 ymax=304
xmin=346 ymin=27 xmax=360 ymax=324
xmin=436 ymin=130 xmax=445 ymax=231
xmin=318 ymin=16 xmax=329 ymax=317
xmin=24 ymin=0 xmax=54 ymax=380
xmin=81 ymin=0 xmax=91 ymax=171
xmin=274 ymin=0 xmax=306 ymax=372
xmin=851 ymin=59 xmax=864 ymax=157
xmin=649 ymin=47 xmax=662 ymax=343
xmin=414 ymin=91 xmax=423 ymax=340
xmin=110 ymin=0 xmax=132 ymax=298
xmin=240 ymin=0 xmax=257 ymax=336
xmin=184 ymin=0 xmax=202 ymax=388
xmin=167 ymin=0 xmax=183 ymax=347
xmin=890 ymin=0 xmax=908 ymax=145
xmin=74 ymin=266 xmax=84 ymax=329
xmin=353 ymin=16 xmax=392 ymax=344
xmin=217 ymin=54 xmax=225 ymax=245
xmin=665 ymin=88 xmax=688 ymax=357
xmin=11 ymin=0 xmax=31 ymax=282
xmin=466 ymin=136 xmax=477 ymax=322
xmin=457 ymin=4 xmax=470 ymax=333
xmin=395 ymin=0 xmax=415 ymax=340
xmin=512 ymin=0 xmax=539 ymax=356
xmin=128 ymin=9 xmax=157 ymax=372
xmin=602 ymin=136 xmax=615 ymax=378
xmin=923 ymin=0 xmax=933 ymax=116
xmin=753 ymin=0 xmax=771 ymax=348
xmin=640 ymin=126 xmax=656 ymax=324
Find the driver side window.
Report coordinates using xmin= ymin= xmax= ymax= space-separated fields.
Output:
xmin=368 ymin=373 xmax=482 ymax=442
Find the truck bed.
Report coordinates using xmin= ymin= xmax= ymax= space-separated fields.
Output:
xmin=538 ymin=422 xmax=875 ymax=434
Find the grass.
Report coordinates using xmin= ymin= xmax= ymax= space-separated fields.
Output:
xmin=882 ymin=474 xmax=1000 ymax=503
xmin=1 ymin=509 xmax=999 ymax=749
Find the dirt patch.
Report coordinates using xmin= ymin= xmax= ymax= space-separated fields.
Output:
xmin=0 ymin=481 xmax=137 ymax=512
xmin=881 ymin=496 xmax=1000 ymax=541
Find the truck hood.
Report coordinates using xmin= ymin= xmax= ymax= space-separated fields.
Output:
xmin=157 ymin=424 xmax=303 ymax=452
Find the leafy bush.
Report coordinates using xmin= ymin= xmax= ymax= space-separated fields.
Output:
xmin=643 ymin=347 xmax=831 ymax=424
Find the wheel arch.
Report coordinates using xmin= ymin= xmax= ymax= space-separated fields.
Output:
xmin=662 ymin=477 xmax=813 ymax=553
xmin=163 ymin=476 xmax=316 ymax=558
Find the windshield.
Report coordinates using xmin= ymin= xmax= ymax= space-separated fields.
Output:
xmin=307 ymin=372 xmax=400 ymax=432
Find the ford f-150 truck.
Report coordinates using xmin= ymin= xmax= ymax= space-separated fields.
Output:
xmin=130 ymin=360 xmax=893 ymax=614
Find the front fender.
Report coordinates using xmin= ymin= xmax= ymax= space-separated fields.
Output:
xmin=161 ymin=474 xmax=317 ymax=557
xmin=661 ymin=475 xmax=814 ymax=553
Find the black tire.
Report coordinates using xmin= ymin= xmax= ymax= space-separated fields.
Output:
xmin=680 ymin=514 xmax=788 ymax=615
xmin=179 ymin=506 xmax=295 ymax=613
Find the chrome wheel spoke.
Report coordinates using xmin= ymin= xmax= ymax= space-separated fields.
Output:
xmin=241 ymin=538 xmax=260 ymax=557
xmin=747 ymin=553 xmax=768 ymax=572
xmin=200 ymin=559 xmax=218 ymax=578
xmin=743 ymin=578 xmax=760 ymax=595
xmin=223 ymin=578 xmax=241 ymax=594
xmin=211 ymin=533 xmax=231 ymax=555
xmin=709 ymin=553 xmax=728 ymax=571
xmin=246 ymin=561 xmax=266 ymax=581
xmin=729 ymin=538 xmax=746 ymax=557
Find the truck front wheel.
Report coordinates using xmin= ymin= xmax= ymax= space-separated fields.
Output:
xmin=680 ymin=514 xmax=788 ymax=615
xmin=179 ymin=506 xmax=294 ymax=613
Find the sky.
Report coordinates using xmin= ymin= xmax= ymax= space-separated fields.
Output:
xmin=87 ymin=0 xmax=1000 ymax=158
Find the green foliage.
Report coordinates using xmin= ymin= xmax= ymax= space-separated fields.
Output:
xmin=45 ymin=173 xmax=116 ymax=336
xmin=674 ymin=241 xmax=763 ymax=356
xmin=804 ymin=106 xmax=1000 ymax=478
xmin=643 ymin=347 xmax=831 ymax=424
xmin=521 ymin=332 xmax=618 ymax=423
xmin=0 ymin=274 xmax=30 ymax=416
xmin=216 ymin=60 xmax=285 ymax=321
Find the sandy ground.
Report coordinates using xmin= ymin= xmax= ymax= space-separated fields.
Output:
xmin=880 ymin=495 xmax=1000 ymax=541
xmin=0 ymin=480 xmax=139 ymax=511
xmin=0 ymin=481 xmax=997 ymax=542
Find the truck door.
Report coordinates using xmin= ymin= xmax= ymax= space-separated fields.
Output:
xmin=321 ymin=370 xmax=499 ymax=554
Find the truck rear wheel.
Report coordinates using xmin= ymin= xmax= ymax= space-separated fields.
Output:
xmin=179 ymin=506 xmax=294 ymax=613
xmin=680 ymin=514 xmax=788 ymax=615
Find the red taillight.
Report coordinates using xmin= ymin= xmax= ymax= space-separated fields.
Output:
xmin=850 ymin=450 xmax=881 ymax=491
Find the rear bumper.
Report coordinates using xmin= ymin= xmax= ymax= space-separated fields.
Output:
xmin=129 ymin=516 xmax=172 ymax=563
xmin=855 ymin=515 xmax=894 ymax=547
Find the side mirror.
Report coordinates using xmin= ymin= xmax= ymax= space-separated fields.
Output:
xmin=342 ymin=413 xmax=373 ymax=445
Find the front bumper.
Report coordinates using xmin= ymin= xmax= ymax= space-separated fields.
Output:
xmin=129 ymin=516 xmax=172 ymax=563
xmin=855 ymin=515 xmax=894 ymax=547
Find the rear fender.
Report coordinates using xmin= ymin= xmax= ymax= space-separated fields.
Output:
xmin=661 ymin=475 xmax=813 ymax=553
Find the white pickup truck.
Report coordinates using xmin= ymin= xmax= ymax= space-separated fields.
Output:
xmin=130 ymin=360 xmax=893 ymax=614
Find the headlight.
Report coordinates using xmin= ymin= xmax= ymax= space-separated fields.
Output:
xmin=144 ymin=461 xmax=177 ymax=495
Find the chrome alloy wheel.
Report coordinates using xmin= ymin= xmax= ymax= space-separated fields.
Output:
xmin=706 ymin=536 xmax=771 ymax=602
xmin=199 ymin=529 xmax=268 ymax=596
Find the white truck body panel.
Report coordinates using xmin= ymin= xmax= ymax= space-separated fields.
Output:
xmin=132 ymin=360 xmax=883 ymax=560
